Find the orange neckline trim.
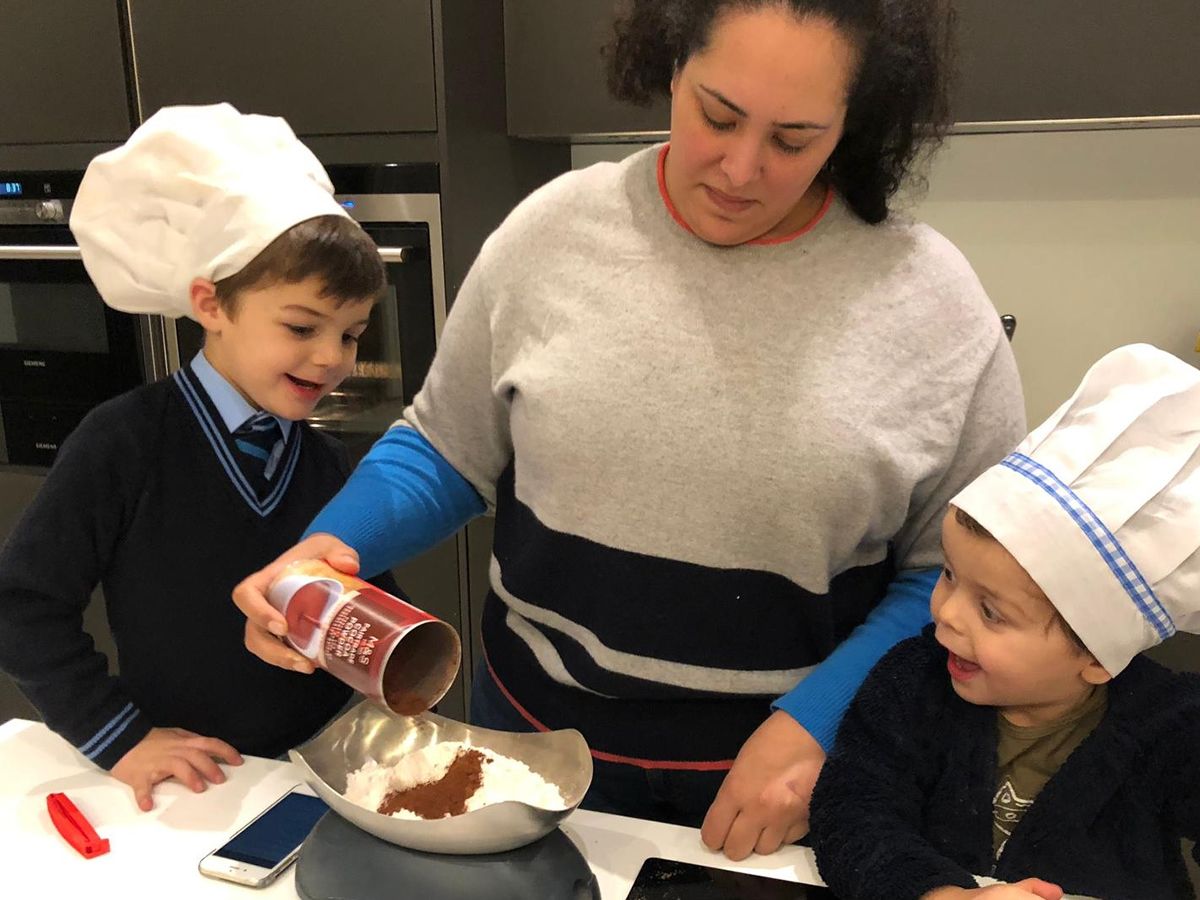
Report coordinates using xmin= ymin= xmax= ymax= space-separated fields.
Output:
xmin=655 ymin=143 xmax=834 ymax=246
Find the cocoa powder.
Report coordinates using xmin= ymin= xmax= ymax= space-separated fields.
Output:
xmin=378 ymin=748 xmax=491 ymax=818
xmin=384 ymin=688 xmax=428 ymax=716
xmin=379 ymin=622 xmax=460 ymax=715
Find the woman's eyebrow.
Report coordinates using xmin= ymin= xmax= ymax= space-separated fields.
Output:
xmin=698 ymin=84 xmax=829 ymax=131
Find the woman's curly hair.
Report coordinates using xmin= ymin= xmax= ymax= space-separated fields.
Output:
xmin=605 ymin=0 xmax=956 ymax=224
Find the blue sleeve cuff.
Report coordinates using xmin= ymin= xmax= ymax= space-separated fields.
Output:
xmin=304 ymin=426 xmax=485 ymax=579
xmin=772 ymin=566 xmax=939 ymax=751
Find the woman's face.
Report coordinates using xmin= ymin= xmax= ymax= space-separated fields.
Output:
xmin=664 ymin=6 xmax=857 ymax=245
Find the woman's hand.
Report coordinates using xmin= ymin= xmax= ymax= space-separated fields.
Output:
xmin=111 ymin=727 xmax=243 ymax=811
xmin=700 ymin=709 xmax=824 ymax=860
xmin=922 ymin=879 xmax=1064 ymax=900
xmin=231 ymin=532 xmax=360 ymax=672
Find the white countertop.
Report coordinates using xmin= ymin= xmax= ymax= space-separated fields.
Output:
xmin=0 ymin=719 xmax=826 ymax=898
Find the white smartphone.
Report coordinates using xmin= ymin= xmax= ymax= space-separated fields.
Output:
xmin=197 ymin=787 xmax=329 ymax=888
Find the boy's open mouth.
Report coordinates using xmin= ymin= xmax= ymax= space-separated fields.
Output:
xmin=286 ymin=374 xmax=322 ymax=391
xmin=947 ymin=651 xmax=981 ymax=682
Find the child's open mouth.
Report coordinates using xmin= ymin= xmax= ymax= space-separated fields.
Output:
xmin=947 ymin=652 xmax=981 ymax=682
xmin=286 ymin=374 xmax=322 ymax=394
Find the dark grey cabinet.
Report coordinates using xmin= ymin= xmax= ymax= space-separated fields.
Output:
xmin=128 ymin=0 xmax=438 ymax=135
xmin=504 ymin=0 xmax=1200 ymax=141
xmin=952 ymin=0 xmax=1200 ymax=124
xmin=0 ymin=1 xmax=130 ymax=145
xmin=504 ymin=0 xmax=668 ymax=140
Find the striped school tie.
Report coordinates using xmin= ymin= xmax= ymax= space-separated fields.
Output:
xmin=233 ymin=411 xmax=285 ymax=490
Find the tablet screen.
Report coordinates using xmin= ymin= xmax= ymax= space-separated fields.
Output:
xmin=626 ymin=857 xmax=838 ymax=899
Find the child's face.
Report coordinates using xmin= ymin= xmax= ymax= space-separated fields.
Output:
xmin=930 ymin=509 xmax=1110 ymax=726
xmin=196 ymin=276 xmax=372 ymax=421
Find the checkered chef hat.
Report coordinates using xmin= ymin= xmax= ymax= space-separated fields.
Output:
xmin=951 ymin=343 xmax=1200 ymax=675
xmin=69 ymin=103 xmax=348 ymax=318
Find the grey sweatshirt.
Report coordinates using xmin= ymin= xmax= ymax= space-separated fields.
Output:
xmin=403 ymin=144 xmax=1026 ymax=764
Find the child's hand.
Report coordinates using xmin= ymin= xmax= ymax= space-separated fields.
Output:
xmin=110 ymin=727 xmax=243 ymax=811
xmin=232 ymin=532 xmax=360 ymax=673
xmin=922 ymin=879 xmax=1064 ymax=900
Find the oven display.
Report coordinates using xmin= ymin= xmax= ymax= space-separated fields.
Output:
xmin=0 ymin=182 xmax=22 ymax=197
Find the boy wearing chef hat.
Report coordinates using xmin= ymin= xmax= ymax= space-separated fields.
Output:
xmin=811 ymin=343 xmax=1200 ymax=900
xmin=0 ymin=104 xmax=400 ymax=811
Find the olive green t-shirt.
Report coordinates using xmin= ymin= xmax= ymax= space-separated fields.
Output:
xmin=993 ymin=685 xmax=1109 ymax=859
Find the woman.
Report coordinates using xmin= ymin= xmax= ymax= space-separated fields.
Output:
xmin=233 ymin=0 xmax=1025 ymax=860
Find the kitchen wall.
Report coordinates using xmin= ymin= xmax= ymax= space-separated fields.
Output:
xmin=572 ymin=125 xmax=1200 ymax=425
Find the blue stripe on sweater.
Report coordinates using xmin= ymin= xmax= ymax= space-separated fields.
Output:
xmin=79 ymin=702 xmax=137 ymax=760
xmin=174 ymin=367 xmax=301 ymax=517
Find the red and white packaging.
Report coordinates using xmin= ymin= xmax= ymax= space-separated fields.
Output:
xmin=267 ymin=559 xmax=461 ymax=715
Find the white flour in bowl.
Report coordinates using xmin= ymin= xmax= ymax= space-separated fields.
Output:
xmin=344 ymin=740 xmax=568 ymax=820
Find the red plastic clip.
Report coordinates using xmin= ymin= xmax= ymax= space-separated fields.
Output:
xmin=47 ymin=792 xmax=110 ymax=859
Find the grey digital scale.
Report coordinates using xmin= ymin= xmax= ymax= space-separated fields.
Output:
xmin=296 ymin=811 xmax=600 ymax=900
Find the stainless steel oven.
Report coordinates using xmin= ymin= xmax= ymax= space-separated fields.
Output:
xmin=156 ymin=163 xmax=447 ymax=463
xmin=0 ymin=172 xmax=150 ymax=467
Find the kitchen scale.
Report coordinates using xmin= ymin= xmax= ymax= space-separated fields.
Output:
xmin=296 ymin=811 xmax=600 ymax=900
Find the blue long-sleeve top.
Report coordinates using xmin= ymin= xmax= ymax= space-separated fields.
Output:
xmin=305 ymin=425 xmax=486 ymax=577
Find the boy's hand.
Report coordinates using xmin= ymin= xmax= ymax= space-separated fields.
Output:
xmin=700 ymin=709 xmax=823 ymax=860
xmin=231 ymin=533 xmax=360 ymax=672
xmin=922 ymin=879 xmax=1064 ymax=900
xmin=111 ymin=727 xmax=243 ymax=811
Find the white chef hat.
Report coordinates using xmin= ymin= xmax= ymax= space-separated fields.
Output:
xmin=951 ymin=344 xmax=1200 ymax=676
xmin=69 ymin=103 xmax=349 ymax=319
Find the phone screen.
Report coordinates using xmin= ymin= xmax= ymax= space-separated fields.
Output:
xmin=626 ymin=857 xmax=837 ymax=900
xmin=214 ymin=792 xmax=329 ymax=869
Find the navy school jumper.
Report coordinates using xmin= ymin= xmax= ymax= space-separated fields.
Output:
xmin=0 ymin=365 xmax=400 ymax=769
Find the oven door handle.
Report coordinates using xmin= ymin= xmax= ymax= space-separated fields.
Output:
xmin=3 ymin=244 xmax=416 ymax=264
xmin=376 ymin=246 xmax=414 ymax=264
xmin=0 ymin=245 xmax=83 ymax=260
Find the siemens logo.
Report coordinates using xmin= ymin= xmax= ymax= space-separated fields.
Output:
xmin=22 ymin=359 xmax=46 ymax=368
xmin=35 ymin=442 xmax=58 ymax=451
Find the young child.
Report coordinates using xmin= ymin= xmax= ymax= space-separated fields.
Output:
xmin=0 ymin=104 xmax=397 ymax=811
xmin=810 ymin=343 xmax=1200 ymax=900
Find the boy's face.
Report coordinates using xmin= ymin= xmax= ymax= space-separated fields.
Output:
xmin=930 ymin=509 xmax=1110 ymax=727
xmin=193 ymin=276 xmax=372 ymax=421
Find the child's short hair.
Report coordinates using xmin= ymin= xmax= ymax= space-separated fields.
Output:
xmin=952 ymin=506 xmax=1090 ymax=655
xmin=214 ymin=215 xmax=385 ymax=313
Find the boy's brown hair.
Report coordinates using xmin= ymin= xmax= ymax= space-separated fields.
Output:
xmin=952 ymin=506 xmax=1090 ymax=654
xmin=214 ymin=215 xmax=385 ymax=313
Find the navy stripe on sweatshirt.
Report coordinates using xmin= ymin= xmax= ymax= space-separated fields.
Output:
xmin=483 ymin=462 xmax=893 ymax=764
xmin=490 ymin=462 xmax=892 ymax=691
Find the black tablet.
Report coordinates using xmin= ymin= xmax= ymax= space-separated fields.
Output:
xmin=625 ymin=856 xmax=838 ymax=899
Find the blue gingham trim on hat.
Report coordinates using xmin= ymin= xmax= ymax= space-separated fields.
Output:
xmin=999 ymin=452 xmax=1174 ymax=641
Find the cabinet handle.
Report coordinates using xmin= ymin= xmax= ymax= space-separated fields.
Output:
xmin=0 ymin=245 xmax=83 ymax=260
xmin=376 ymin=246 xmax=413 ymax=264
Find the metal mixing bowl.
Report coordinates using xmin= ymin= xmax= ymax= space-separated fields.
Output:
xmin=289 ymin=700 xmax=594 ymax=854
